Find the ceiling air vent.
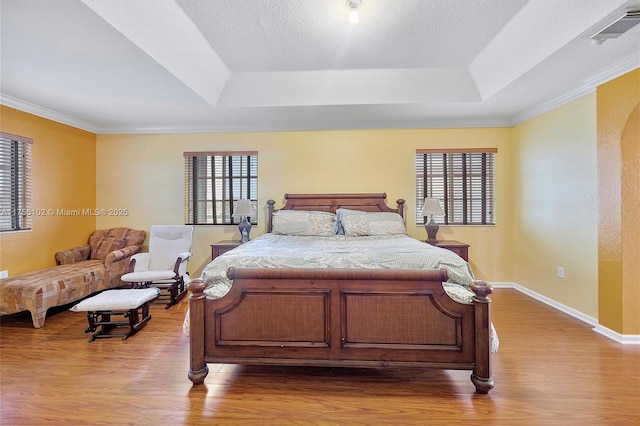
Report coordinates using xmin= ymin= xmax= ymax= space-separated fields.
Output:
xmin=590 ymin=11 xmax=640 ymax=44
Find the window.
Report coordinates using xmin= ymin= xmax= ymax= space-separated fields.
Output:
xmin=416 ymin=149 xmax=496 ymax=225
xmin=184 ymin=151 xmax=258 ymax=225
xmin=0 ymin=132 xmax=32 ymax=232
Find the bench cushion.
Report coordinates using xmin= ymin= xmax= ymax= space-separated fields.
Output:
xmin=70 ymin=288 xmax=160 ymax=311
xmin=0 ymin=261 xmax=108 ymax=327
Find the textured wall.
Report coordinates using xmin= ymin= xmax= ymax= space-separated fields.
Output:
xmin=597 ymin=68 xmax=640 ymax=335
xmin=621 ymin=105 xmax=639 ymax=334
xmin=0 ymin=106 xmax=97 ymax=275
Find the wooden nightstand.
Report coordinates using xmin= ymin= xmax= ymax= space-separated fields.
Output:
xmin=210 ymin=240 xmax=242 ymax=261
xmin=432 ymin=240 xmax=469 ymax=262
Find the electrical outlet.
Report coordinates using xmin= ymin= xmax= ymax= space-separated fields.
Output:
xmin=0 ymin=270 xmax=8 ymax=279
xmin=557 ymin=267 xmax=565 ymax=279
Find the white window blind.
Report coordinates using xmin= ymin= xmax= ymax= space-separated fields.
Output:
xmin=416 ymin=149 xmax=496 ymax=225
xmin=184 ymin=151 xmax=258 ymax=225
xmin=0 ymin=132 xmax=33 ymax=232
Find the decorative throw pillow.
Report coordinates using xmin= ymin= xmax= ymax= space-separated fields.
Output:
xmin=367 ymin=212 xmax=406 ymax=235
xmin=334 ymin=208 xmax=367 ymax=234
xmin=341 ymin=212 xmax=406 ymax=237
xmin=340 ymin=215 xmax=370 ymax=236
xmin=90 ymin=237 xmax=126 ymax=260
xmin=272 ymin=210 xmax=336 ymax=236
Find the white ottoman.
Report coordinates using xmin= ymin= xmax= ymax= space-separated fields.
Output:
xmin=70 ymin=288 xmax=160 ymax=342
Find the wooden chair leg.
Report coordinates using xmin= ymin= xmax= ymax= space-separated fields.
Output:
xmin=85 ymin=304 xmax=153 ymax=342
xmin=85 ymin=312 xmax=99 ymax=333
xmin=164 ymin=278 xmax=187 ymax=309
xmin=124 ymin=302 xmax=153 ymax=340
xmin=87 ymin=311 xmax=129 ymax=342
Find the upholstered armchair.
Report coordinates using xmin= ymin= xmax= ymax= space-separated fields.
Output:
xmin=55 ymin=227 xmax=147 ymax=287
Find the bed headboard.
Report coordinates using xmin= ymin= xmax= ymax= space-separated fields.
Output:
xmin=266 ymin=193 xmax=406 ymax=233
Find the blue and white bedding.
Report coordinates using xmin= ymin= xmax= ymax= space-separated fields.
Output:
xmin=196 ymin=232 xmax=499 ymax=352
xmin=201 ymin=233 xmax=477 ymax=304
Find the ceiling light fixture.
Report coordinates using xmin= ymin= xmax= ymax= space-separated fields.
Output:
xmin=346 ymin=0 xmax=362 ymax=23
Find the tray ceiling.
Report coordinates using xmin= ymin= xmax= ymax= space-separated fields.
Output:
xmin=1 ymin=0 xmax=639 ymax=133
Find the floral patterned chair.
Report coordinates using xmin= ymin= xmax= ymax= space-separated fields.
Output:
xmin=0 ymin=227 xmax=145 ymax=328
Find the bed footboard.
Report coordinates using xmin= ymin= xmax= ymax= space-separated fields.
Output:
xmin=187 ymin=268 xmax=493 ymax=393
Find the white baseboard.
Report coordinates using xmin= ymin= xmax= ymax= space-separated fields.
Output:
xmin=488 ymin=282 xmax=640 ymax=345
xmin=593 ymin=325 xmax=640 ymax=344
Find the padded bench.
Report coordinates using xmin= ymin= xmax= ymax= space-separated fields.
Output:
xmin=70 ymin=288 xmax=160 ymax=342
xmin=0 ymin=262 xmax=108 ymax=328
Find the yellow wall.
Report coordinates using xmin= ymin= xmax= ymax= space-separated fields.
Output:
xmin=510 ymin=68 xmax=640 ymax=334
xmin=95 ymin=129 xmax=513 ymax=279
xmin=597 ymin=68 xmax=640 ymax=335
xmin=0 ymin=106 xmax=96 ymax=275
xmin=512 ymin=94 xmax=599 ymax=317
xmin=2 ymin=69 xmax=638 ymax=336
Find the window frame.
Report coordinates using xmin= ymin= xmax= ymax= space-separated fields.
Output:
xmin=0 ymin=132 xmax=33 ymax=233
xmin=184 ymin=151 xmax=258 ymax=226
xmin=416 ymin=148 xmax=497 ymax=226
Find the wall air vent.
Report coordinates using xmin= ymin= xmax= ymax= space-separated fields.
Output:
xmin=590 ymin=11 xmax=640 ymax=44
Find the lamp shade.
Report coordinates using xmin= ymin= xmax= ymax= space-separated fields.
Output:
xmin=232 ymin=199 xmax=256 ymax=218
xmin=420 ymin=198 xmax=443 ymax=216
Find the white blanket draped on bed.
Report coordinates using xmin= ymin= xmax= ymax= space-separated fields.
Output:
xmin=185 ymin=233 xmax=499 ymax=352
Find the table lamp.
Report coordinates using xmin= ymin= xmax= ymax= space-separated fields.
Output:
xmin=232 ymin=199 xmax=256 ymax=243
xmin=420 ymin=198 xmax=444 ymax=243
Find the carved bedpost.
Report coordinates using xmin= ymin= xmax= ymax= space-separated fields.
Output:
xmin=266 ymin=199 xmax=276 ymax=233
xmin=187 ymin=279 xmax=209 ymax=385
xmin=396 ymin=199 xmax=406 ymax=221
xmin=469 ymin=280 xmax=495 ymax=393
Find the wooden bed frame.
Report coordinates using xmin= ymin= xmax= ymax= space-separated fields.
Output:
xmin=187 ymin=193 xmax=494 ymax=393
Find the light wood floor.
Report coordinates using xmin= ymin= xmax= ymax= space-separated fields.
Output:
xmin=1 ymin=289 xmax=639 ymax=425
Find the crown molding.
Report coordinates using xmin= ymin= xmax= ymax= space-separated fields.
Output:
xmin=0 ymin=91 xmax=512 ymax=134
xmin=0 ymin=93 xmax=97 ymax=134
xmin=510 ymin=53 xmax=640 ymax=125
xmin=92 ymin=117 xmax=513 ymax=134
xmin=3 ymin=52 xmax=638 ymax=135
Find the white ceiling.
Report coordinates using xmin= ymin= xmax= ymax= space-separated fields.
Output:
xmin=1 ymin=0 xmax=639 ymax=134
